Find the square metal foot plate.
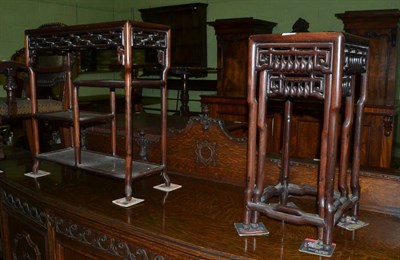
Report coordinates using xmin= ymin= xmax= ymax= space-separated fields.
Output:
xmin=153 ymin=183 xmax=182 ymax=192
xmin=234 ymin=222 xmax=269 ymax=236
xmin=112 ymin=197 xmax=144 ymax=208
xmin=338 ymin=216 xmax=369 ymax=231
xmin=24 ymin=170 xmax=51 ymax=178
xmin=299 ymin=238 xmax=336 ymax=257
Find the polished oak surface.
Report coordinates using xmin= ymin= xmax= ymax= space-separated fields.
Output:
xmin=0 ymin=159 xmax=398 ymax=259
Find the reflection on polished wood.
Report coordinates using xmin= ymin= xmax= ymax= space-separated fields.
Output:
xmin=0 ymin=159 xmax=398 ymax=259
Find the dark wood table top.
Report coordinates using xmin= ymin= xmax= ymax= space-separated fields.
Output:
xmin=0 ymin=159 xmax=398 ymax=259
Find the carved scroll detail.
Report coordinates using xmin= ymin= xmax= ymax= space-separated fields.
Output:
xmin=28 ymin=28 xmax=167 ymax=53
xmin=55 ymin=218 xmax=165 ymax=260
xmin=2 ymin=191 xmax=47 ymax=227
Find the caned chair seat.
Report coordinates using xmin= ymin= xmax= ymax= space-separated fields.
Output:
xmin=0 ymin=58 xmax=68 ymax=160
xmin=0 ymin=98 xmax=62 ymax=117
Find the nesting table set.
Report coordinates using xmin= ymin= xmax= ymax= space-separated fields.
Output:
xmin=236 ymin=32 xmax=369 ymax=257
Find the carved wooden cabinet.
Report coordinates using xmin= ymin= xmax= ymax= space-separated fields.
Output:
xmin=201 ymin=18 xmax=277 ymax=122
xmin=140 ymin=3 xmax=208 ymax=68
xmin=336 ymin=9 xmax=400 ymax=168
xmin=206 ymin=18 xmax=277 ymax=97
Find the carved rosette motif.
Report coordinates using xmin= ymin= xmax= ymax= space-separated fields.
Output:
xmin=55 ymin=218 xmax=166 ymax=260
xmin=195 ymin=140 xmax=217 ymax=167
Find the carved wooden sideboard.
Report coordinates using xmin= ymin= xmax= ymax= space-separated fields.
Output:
xmin=1 ymin=130 xmax=399 ymax=259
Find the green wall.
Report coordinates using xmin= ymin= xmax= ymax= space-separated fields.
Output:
xmin=1 ymin=0 xmax=400 ymax=162
xmin=0 ymin=0 xmax=135 ymax=60
xmin=132 ymin=0 xmax=400 ymax=72
xmin=2 ymin=0 xmax=400 ymax=68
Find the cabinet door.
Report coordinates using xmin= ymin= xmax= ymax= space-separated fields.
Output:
xmin=140 ymin=3 xmax=208 ymax=69
xmin=336 ymin=10 xmax=400 ymax=106
xmin=347 ymin=28 xmax=397 ymax=105
xmin=2 ymin=210 xmax=48 ymax=260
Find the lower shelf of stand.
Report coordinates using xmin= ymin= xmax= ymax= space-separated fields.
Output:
xmin=36 ymin=148 xmax=164 ymax=180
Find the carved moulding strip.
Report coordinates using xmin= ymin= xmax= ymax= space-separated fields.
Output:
xmin=28 ymin=30 xmax=123 ymax=51
xmin=1 ymin=190 xmax=47 ymax=228
xmin=55 ymin=217 xmax=166 ymax=260
xmin=28 ymin=28 xmax=167 ymax=52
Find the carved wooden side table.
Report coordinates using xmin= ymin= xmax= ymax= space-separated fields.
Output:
xmin=25 ymin=21 xmax=181 ymax=207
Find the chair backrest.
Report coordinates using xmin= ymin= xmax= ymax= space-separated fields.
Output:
xmin=0 ymin=61 xmax=32 ymax=115
xmin=11 ymin=22 xmax=72 ymax=104
xmin=11 ymin=48 xmax=70 ymax=102
xmin=0 ymin=61 xmax=26 ymax=99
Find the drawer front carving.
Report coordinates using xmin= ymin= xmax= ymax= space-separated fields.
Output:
xmin=55 ymin=217 xmax=167 ymax=259
xmin=2 ymin=190 xmax=47 ymax=227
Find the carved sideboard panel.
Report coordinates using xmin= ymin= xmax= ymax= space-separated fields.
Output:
xmin=0 ymin=189 xmax=182 ymax=259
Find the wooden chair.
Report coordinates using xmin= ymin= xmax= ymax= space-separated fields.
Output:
xmin=0 ymin=56 xmax=69 ymax=159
